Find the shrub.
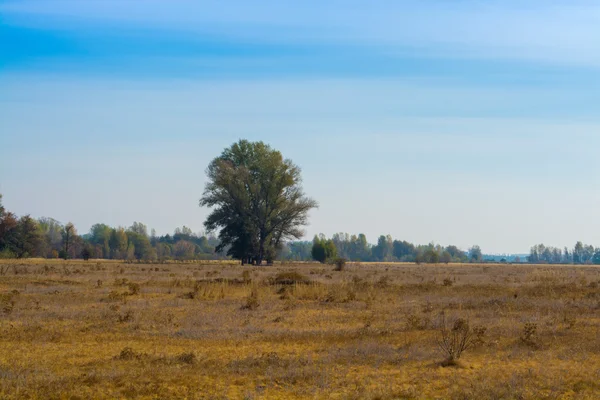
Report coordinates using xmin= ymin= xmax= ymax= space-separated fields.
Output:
xmin=118 ymin=310 xmax=135 ymax=323
xmin=269 ymin=271 xmax=311 ymax=285
xmin=520 ymin=322 xmax=538 ymax=346
xmin=322 ymin=285 xmax=356 ymax=303
xmin=242 ymin=286 xmax=260 ymax=310
xmin=241 ymin=270 xmax=251 ymax=283
xmin=107 ymin=290 xmax=126 ymax=302
xmin=443 ymin=278 xmax=453 ymax=287
xmin=0 ymin=293 xmax=16 ymax=315
xmin=472 ymin=325 xmax=487 ymax=347
xmin=0 ymin=249 xmax=16 ymax=259
xmin=127 ymin=282 xmax=141 ymax=296
xmin=176 ymin=352 xmax=197 ymax=365
xmin=333 ymin=258 xmax=347 ymax=271
xmin=405 ymin=312 xmax=429 ymax=331
xmin=375 ymin=275 xmax=391 ymax=289
xmin=117 ymin=347 xmax=142 ymax=360
xmin=437 ymin=316 xmax=480 ymax=366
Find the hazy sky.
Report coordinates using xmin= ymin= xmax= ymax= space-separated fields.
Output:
xmin=1 ymin=1 xmax=600 ymax=253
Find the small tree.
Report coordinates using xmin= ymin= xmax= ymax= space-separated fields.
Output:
xmin=311 ymin=235 xmax=337 ymax=263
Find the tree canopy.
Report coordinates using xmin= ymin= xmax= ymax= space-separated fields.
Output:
xmin=200 ymin=140 xmax=318 ymax=265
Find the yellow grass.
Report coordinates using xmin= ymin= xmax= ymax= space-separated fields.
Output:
xmin=0 ymin=259 xmax=599 ymax=399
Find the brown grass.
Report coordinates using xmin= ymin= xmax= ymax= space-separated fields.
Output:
xmin=0 ymin=259 xmax=599 ymax=399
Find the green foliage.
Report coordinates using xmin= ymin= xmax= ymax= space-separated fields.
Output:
xmin=90 ymin=223 xmax=112 ymax=258
xmin=0 ymin=249 xmax=15 ymax=259
xmin=109 ymin=228 xmax=129 ymax=259
xmin=126 ymin=230 xmax=154 ymax=261
xmin=37 ymin=217 xmax=64 ymax=258
xmin=424 ymin=249 xmax=440 ymax=264
xmin=592 ymin=249 xmax=600 ymax=265
xmin=372 ymin=235 xmax=393 ymax=261
xmin=312 ymin=235 xmax=337 ymax=263
xmin=1 ymin=215 xmax=43 ymax=258
xmin=200 ymin=140 xmax=317 ymax=265
xmin=393 ymin=240 xmax=416 ymax=262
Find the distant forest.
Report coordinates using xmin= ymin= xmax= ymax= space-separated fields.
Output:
xmin=0 ymin=193 xmax=598 ymax=264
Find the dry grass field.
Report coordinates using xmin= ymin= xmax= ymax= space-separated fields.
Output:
xmin=0 ymin=259 xmax=599 ymax=399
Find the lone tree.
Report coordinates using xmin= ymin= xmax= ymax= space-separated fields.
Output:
xmin=200 ymin=140 xmax=317 ymax=265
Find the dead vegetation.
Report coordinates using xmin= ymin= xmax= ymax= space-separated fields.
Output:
xmin=0 ymin=259 xmax=599 ymax=399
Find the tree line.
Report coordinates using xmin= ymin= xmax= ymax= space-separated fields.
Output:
xmin=0 ymin=191 xmax=482 ymax=263
xmin=528 ymin=243 xmax=600 ymax=264
xmin=303 ymin=234 xmax=482 ymax=264
xmin=0 ymin=194 xmax=222 ymax=261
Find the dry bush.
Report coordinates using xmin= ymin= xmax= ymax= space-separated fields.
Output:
xmin=404 ymin=312 xmax=430 ymax=331
xmin=520 ymin=322 xmax=538 ymax=347
xmin=269 ymin=271 xmax=311 ymax=285
xmin=241 ymin=270 xmax=251 ymax=283
xmin=116 ymin=347 xmax=144 ymax=360
xmin=242 ymin=286 xmax=260 ymax=310
xmin=278 ymin=286 xmax=293 ymax=300
xmin=322 ymin=284 xmax=356 ymax=303
xmin=114 ymin=278 xmax=128 ymax=286
xmin=2 ymin=259 xmax=600 ymax=398
xmin=175 ymin=352 xmax=197 ymax=365
xmin=375 ymin=275 xmax=390 ymax=289
xmin=0 ymin=264 xmax=11 ymax=275
xmin=107 ymin=290 xmax=127 ymax=302
xmin=0 ymin=293 xmax=16 ymax=315
xmin=118 ymin=310 xmax=135 ymax=323
xmin=333 ymin=258 xmax=347 ymax=271
xmin=288 ymin=283 xmax=327 ymax=301
xmin=127 ymin=282 xmax=141 ymax=295
xmin=437 ymin=315 xmax=483 ymax=366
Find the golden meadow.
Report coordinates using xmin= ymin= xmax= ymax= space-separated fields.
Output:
xmin=0 ymin=259 xmax=599 ymax=399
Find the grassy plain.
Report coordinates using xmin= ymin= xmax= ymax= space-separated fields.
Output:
xmin=0 ymin=259 xmax=599 ymax=399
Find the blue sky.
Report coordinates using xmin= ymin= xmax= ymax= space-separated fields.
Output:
xmin=1 ymin=0 xmax=599 ymax=253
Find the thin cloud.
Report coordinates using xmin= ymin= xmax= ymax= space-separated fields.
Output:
xmin=2 ymin=1 xmax=600 ymax=67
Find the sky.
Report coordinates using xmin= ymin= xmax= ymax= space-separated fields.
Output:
xmin=1 ymin=1 xmax=600 ymax=254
